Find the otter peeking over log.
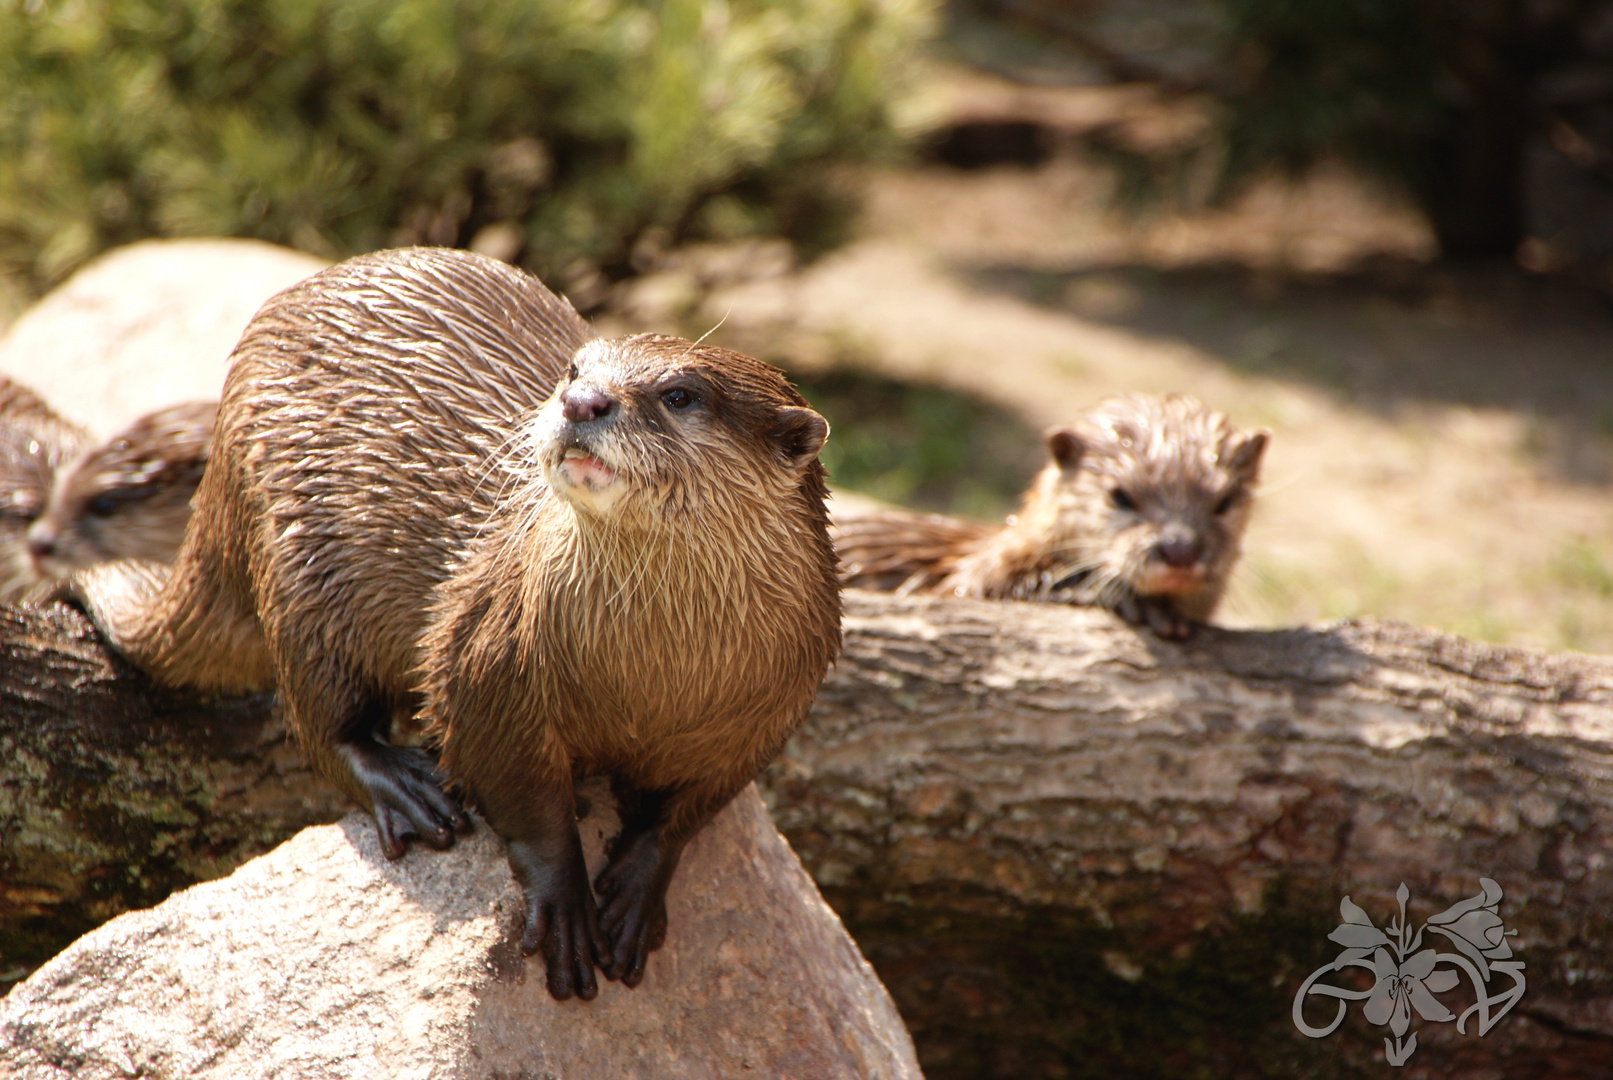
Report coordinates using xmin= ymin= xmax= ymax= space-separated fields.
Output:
xmin=833 ymin=393 xmax=1268 ymax=639
xmin=78 ymin=246 xmax=842 ymax=1000
xmin=25 ymin=401 xmax=215 ymax=582
xmin=0 ymin=376 xmax=86 ymax=601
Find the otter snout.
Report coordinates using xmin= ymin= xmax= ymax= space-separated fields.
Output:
xmin=23 ymin=518 xmax=68 ymax=577
xmin=25 ymin=525 xmax=53 ymax=558
xmin=561 ymin=385 xmax=615 ymax=424
xmin=1155 ymin=524 xmax=1203 ymax=569
xmin=535 ymin=382 xmax=629 ymax=514
xmin=24 ymin=516 xmax=65 ymax=565
xmin=1134 ymin=522 xmax=1209 ymax=598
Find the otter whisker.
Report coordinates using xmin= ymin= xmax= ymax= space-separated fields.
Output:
xmin=682 ymin=306 xmax=732 ymax=356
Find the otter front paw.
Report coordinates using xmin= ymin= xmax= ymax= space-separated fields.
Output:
xmin=594 ymin=829 xmax=675 ymax=987
xmin=510 ymin=840 xmax=606 ymax=1001
xmin=1113 ymin=593 xmax=1195 ymax=641
xmin=343 ymin=740 xmax=472 ymax=859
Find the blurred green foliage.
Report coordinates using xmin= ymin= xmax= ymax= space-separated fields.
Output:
xmin=791 ymin=365 xmax=1042 ymax=519
xmin=0 ymin=0 xmax=933 ymax=294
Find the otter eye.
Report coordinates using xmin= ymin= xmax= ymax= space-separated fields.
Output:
xmin=1214 ymin=491 xmax=1239 ymax=515
xmin=88 ymin=494 xmax=119 ymax=517
xmin=661 ymin=387 xmax=696 ymax=411
xmin=1110 ymin=488 xmax=1136 ymax=512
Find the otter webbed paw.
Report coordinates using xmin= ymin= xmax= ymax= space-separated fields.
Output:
xmin=342 ymin=740 xmax=472 ymax=859
xmin=594 ymin=829 xmax=677 ymax=987
xmin=510 ymin=839 xmax=607 ymax=1000
xmin=1141 ymin=600 xmax=1194 ymax=641
xmin=1113 ymin=593 xmax=1195 ymax=641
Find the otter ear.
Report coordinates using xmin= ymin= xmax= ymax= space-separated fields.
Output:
xmin=1223 ymin=430 xmax=1269 ymax=480
xmin=1046 ymin=427 xmax=1083 ymax=470
xmin=770 ymin=406 xmax=830 ymax=471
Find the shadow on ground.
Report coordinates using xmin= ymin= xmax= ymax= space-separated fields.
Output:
xmin=961 ymin=258 xmax=1613 ymax=485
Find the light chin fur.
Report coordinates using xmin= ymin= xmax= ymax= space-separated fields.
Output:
xmin=546 ymin=465 xmax=629 ymax=515
xmin=1134 ymin=563 xmax=1208 ymax=597
xmin=526 ymin=412 xmax=632 ymax=517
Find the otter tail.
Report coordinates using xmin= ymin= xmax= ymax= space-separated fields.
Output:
xmin=74 ymin=546 xmax=272 ymax=694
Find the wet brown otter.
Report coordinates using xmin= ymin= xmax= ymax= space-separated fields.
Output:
xmin=26 ymin=401 xmax=215 ymax=581
xmin=86 ymin=246 xmax=841 ymax=1000
xmin=834 ymin=393 xmax=1267 ymax=639
xmin=0 ymin=376 xmax=86 ymax=600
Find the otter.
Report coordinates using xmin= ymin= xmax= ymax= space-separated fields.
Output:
xmin=834 ymin=393 xmax=1267 ymax=639
xmin=83 ymin=246 xmax=841 ymax=1001
xmin=1 ymin=376 xmax=86 ymax=600
xmin=26 ymin=401 xmax=215 ymax=581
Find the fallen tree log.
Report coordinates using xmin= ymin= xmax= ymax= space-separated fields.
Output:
xmin=771 ymin=594 xmax=1613 ymax=1078
xmin=0 ymin=601 xmax=345 ymax=983
xmin=4 ymin=592 xmax=1613 ymax=1078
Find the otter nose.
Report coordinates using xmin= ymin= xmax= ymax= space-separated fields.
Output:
xmin=25 ymin=526 xmax=54 ymax=559
xmin=562 ymin=385 xmax=615 ymax=424
xmin=1156 ymin=525 xmax=1202 ymax=568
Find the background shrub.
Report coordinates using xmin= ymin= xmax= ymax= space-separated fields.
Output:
xmin=0 ymin=0 xmax=933 ymax=297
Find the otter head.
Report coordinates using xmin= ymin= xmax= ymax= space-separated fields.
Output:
xmin=25 ymin=401 xmax=214 ymax=580
xmin=527 ymin=333 xmax=829 ymax=528
xmin=1040 ymin=394 xmax=1267 ymax=616
xmin=0 ymin=426 xmax=56 ymax=599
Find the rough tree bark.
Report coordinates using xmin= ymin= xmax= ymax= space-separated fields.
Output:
xmin=0 ymin=601 xmax=345 ymax=984
xmin=4 ymin=591 xmax=1613 ymax=1078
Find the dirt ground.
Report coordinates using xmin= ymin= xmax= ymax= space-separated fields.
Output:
xmin=645 ymin=69 xmax=1613 ymax=654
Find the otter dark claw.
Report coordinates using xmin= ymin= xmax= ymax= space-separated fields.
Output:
xmin=595 ymin=829 xmax=678 ymax=986
xmin=1113 ymin=592 xmax=1194 ymax=641
xmin=339 ymin=740 xmax=471 ymax=859
xmin=509 ymin=837 xmax=606 ymax=1000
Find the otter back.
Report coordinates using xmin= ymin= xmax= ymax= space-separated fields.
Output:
xmin=100 ymin=248 xmax=591 ymax=693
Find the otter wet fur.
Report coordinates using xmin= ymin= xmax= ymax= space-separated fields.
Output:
xmin=85 ymin=246 xmax=841 ymax=1000
xmin=26 ymin=401 xmax=215 ymax=581
xmin=834 ymin=393 xmax=1267 ymax=639
xmin=0 ymin=375 xmax=86 ymax=600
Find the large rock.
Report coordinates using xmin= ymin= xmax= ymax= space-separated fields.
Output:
xmin=0 ymin=239 xmax=326 ymax=437
xmin=0 ymin=785 xmax=920 ymax=1080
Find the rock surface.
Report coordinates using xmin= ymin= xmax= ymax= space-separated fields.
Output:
xmin=0 ymin=785 xmax=920 ymax=1080
xmin=0 ymin=239 xmax=326 ymax=437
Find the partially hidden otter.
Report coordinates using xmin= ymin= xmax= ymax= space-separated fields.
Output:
xmin=83 ymin=246 xmax=841 ymax=999
xmin=834 ymin=393 xmax=1268 ymax=639
xmin=26 ymin=401 xmax=215 ymax=581
xmin=1 ymin=376 xmax=86 ymax=600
